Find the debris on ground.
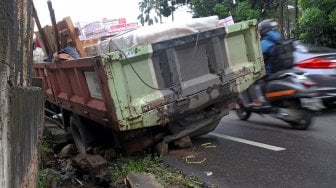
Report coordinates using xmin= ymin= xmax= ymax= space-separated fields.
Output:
xmin=126 ymin=172 xmax=163 ymax=188
xmin=39 ymin=123 xmax=205 ymax=188
xmin=59 ymin=144 xmax=77 ymax=159
xmin=201 ymin=142 xmax=217 ymax=148
xmin=174 ymin=135 xmax=193 ymax=148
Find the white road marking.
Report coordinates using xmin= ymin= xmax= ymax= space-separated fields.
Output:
xmin=209 ymin=132 xmax=286 ymax=151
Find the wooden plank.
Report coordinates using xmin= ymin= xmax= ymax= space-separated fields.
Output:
xmin=81 ymin=38 xmax=99 ymax=48
xmin=63 ymin=16 xmax=86 ymax=57
xmin=47 ymin=0 xmax=61 ymax=51
xmin=82 ymin=39 xmax=99 ymax=57
xmin=60 ymin=29 xmax=68 ymax=49
xmin=57 ymin=20 xmax=67 ymax=32
xmin=43 ymin=25 xmax=58 ymax=53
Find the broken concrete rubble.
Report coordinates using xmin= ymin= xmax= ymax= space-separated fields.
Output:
xmin=59 ymin=144 xmax=77 ymax=159
xmin=126 ymin=172 xmax=163 ymax=188
xmin=44 ymin=121 xmax=72 ymax=147
xmin=154 ymin=142 xmax=169 ymax=156
xmin=40 ymin=123 xmax=203 ymax=187
xmin=86 ymin=155 xmax=109 ymax=178
xmin=174 ymin=135 xmax=193 ymax=149
xmin=72 ymin=154 xmax=90 ymax=171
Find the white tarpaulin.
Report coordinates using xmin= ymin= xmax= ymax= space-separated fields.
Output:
xmin=97 ymin=16 xmax=219 ymax=54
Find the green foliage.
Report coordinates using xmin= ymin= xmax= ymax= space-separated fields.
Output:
xmin=38 ymin=169 xmax=47 ymax=188
xmin=111 ymin=153 xmax=202 ymax=187
xmin=191 ymin=0 xmax=218 ymax=18
xmin=138 ymin=0 xmax=191 ymax=25
xmin=297 ymin=1 xmax=336 ymax=47
xmin=213 ymin=4 xmax=229 ymax=19
xmin=137 ymin=0 xmax=278 ymax=25
xmin=135 ymin=0 xmax=336 ymax=48
xmin=234 ymin=1 xmax=261 ymax=22
xmin=299 ymin=0 xmax=335 ymax=13
xmin=191 ymin=0 xmax=279 ymax=22
xmin=160 ymin=0 xmax=173 ymax=17
xmin=138 ymin=0 xmax=162 ymax=26
xmin=38 ymin=169 xmax=62 ymax=188
xmin=39 ymin=138 xmax=58 ymax=188
xmin=329 ymin=10 xmax=336 ymax=25
xmin=40 ymin=137 xmax=54 ymax=168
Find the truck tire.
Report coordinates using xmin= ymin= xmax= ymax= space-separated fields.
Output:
xmin=70 ymin=114 xmax=94 ymax=154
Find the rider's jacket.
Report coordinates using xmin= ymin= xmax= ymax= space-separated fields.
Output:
xmin=260 ymin=30 xmax=282 ymax=75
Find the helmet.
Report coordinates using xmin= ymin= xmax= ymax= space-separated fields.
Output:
xmin=258 ymin=19 xmax=278 ymax=36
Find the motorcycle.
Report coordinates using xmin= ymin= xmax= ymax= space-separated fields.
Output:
xmin=235 ymin=69 xmax=324 ymax=130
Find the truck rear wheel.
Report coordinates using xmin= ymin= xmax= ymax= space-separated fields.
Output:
xmin=70 ymin=114 xmax=94 ymax=154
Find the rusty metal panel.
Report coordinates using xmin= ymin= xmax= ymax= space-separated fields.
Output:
xmin=34 ymin=58 xmax=117 ymax=128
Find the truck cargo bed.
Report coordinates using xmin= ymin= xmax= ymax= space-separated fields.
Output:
xmin=33 ymin=19 xmax=264 ymax=153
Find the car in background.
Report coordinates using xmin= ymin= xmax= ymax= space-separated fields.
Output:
xmin=293 ymin=41 xmax=336 ymax=107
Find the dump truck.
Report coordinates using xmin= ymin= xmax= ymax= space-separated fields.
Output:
xmin=33 ymin=18 xmax=265 ymax=154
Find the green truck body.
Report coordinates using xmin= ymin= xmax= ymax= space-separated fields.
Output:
xmin=34 ymin=19 xmax=265 ymax=153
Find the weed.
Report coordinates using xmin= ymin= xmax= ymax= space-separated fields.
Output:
xmin=40 ymin=137 xmax=55 ymax=166
xmin=39 ymin=137 xmax=59 ymax=188
xmin=111 ymin=153 xmax=203 ymax=188
xmin=38 ymin=169 xmax=47 ymax=188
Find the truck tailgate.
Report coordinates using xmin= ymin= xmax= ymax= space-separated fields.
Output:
xmin=101 ymin=19 xmax=264 ymax=131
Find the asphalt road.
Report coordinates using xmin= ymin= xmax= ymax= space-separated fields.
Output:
xmin=164 ymin=108 xmax=336 ymax=188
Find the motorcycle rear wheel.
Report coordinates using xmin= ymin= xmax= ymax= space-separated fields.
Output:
xmin=235 ymin=104 xmax=251 ymax=121
xmin=289 ymin=109 xmax=313 ymax=130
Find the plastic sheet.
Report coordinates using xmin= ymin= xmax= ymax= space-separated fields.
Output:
xmin=97 ymin=16 xmax=219 ymax=54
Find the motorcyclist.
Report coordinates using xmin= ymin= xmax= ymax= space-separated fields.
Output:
xmin=249 ymin=19 xmax=283 ymax=107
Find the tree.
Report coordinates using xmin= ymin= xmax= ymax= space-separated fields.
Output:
xmin=191 ymin=0 xmax=219 ymax=18
xmin=190 ymin=0 xmax=280 ymax=22
xmin=137 ymin=0 xmax=161 ymax=26
xmin=234 ymin=1 xmax=261 ymax=21
xmin=296 ymin=0 xmax=336 ymax=47
xmin=138 ymin=0 xmax=191 ymax=26
xmin=137 ymin=0 xmax=300 ymax=41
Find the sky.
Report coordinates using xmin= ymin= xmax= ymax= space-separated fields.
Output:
xmin=33 ymin=0 xmax=192 ymax=27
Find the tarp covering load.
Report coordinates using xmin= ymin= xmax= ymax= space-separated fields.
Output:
xmin=97 ymin=16 xmax=219 ymax=54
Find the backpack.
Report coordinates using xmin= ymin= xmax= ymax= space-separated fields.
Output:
xmin=270 ymin=39 xmax=295 ymax=73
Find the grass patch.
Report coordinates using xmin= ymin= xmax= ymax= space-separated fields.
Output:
xmin=39 ymin=137 xmax=60 ymax=188
xmin=112 ymin=153 xmax=203 ymax=188
xmin=38 ymin=169 xmax=47 ymax=188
